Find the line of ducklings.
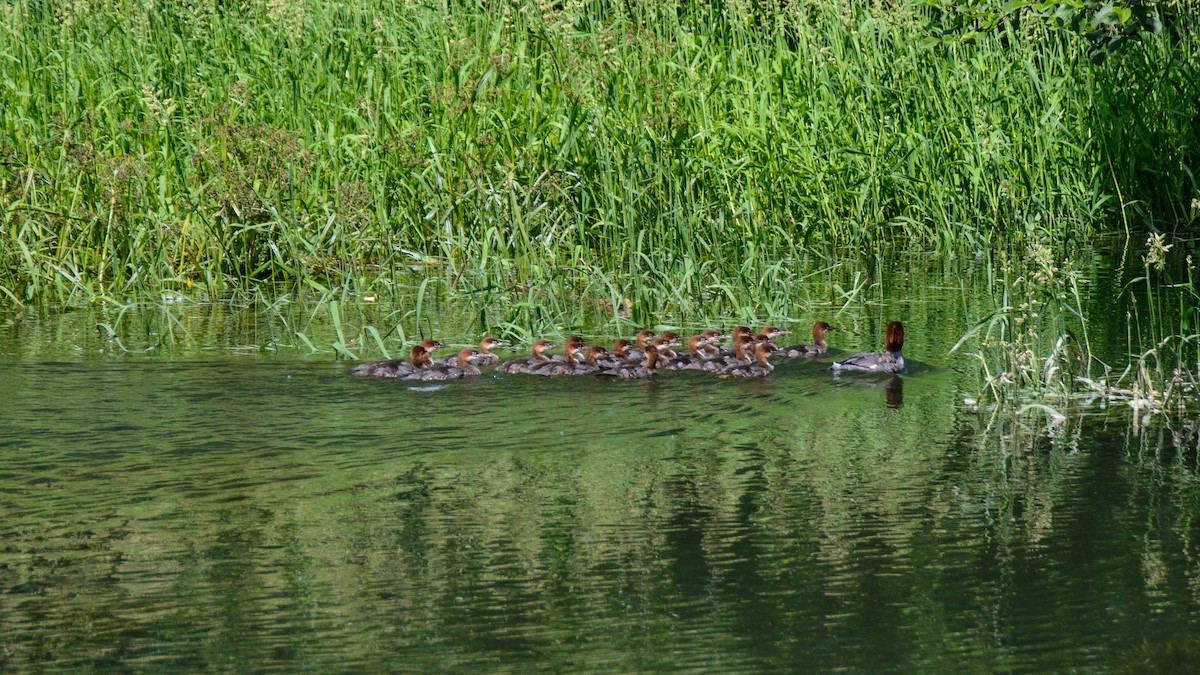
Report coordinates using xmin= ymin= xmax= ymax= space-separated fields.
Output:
xmin=352 ymin=321 xmax=906 ymax=381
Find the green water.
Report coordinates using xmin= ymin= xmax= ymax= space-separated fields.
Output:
xmin=3 ymin=247 xmax=1200 ymax=672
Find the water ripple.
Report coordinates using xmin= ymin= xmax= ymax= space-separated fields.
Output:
xmin=0 ymin=361 xmax=1197 ymax=671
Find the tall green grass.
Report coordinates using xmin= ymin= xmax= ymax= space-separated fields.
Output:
xmin=955 ymin=233 xmax=1200 ymax=419
xmin=1 ymin=0 xmax=1195 ymax=310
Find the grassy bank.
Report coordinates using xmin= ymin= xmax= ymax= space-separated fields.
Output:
xmin=1 ymin=0 xmax=1196 ymax=309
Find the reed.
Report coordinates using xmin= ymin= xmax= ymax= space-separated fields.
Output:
xmin=1 ymin=0 xmax=1195 ymax=311
xmin=1086 ymin=234 xmax=1200 ymax=413
xmin=952 ymin=239 xmax=1090 ymax=411
xmin=956 ymin=233 xmax=1199 ymax=419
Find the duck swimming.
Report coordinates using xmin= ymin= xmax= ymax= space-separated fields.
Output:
xmin=496 ymin=340 xmax=558 ymax=374
xmin=530 ymin=342 xmax=604 ymax=376
xmin=352 ymin=339 xmax=445 ymax=377
xmin=831 ymin=321 xmax=905 ymax=373
xmin=407 ymin=348 xmax=484 ymax=381
xmin=649 ymin=336 xmax=681 ymax=362
xmin=435 ymin=336 xmax=510 ymax=366
xmin=715 ymin=332 xmax=757 ymax=368
xmin=776 ymin=322 xmax=836 ymax=358
xmin=664 ymin=333 xmax=723 ymax=370
xmin=716 ymin=326 xmax=752 ymax=358
xmin=548 ymin=336 xmax=587 ymax=364
xmin=623 ymin=329 xmax=660 ymax=364
xmin=722 ymin=341 xmax=776 ymax=378
xmin=755 ymin=326 xmax=789 ymax=343
xmin=348 ymin=319 xmax=908 ymax=383
xmin=540 ymin=345 xmax=608 ymax=376
xmin=578 ymin=345 xmax=609 ymax=373
xmin=598 ymin=344 xmax=660 ymax=379
xmin=700 ymin=329 xmax=728 ymax=350
xmin=594 ymin=340 xmax=633 ymax=369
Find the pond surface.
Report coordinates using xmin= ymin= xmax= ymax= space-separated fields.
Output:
xmin=3 ymin=245 xmax=1200 ymax=671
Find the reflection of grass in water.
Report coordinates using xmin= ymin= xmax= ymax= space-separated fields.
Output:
xmin=2 ymin=356 xmax=1197 ymax=670
xmin=0 ymin=359 xmax=965 ymax=669
xmin=955 ymin=237 xmax=1199 ymax=420
xmin=1111 ymin=637 xmax=1200 ymax=675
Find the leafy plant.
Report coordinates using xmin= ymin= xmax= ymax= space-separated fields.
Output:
xmin=920 ymin=0 xmax=1174 ymax=62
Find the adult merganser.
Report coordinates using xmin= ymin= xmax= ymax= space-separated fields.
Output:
xmin=352 ymin=339 xmax=445 ymax=377
xmin=408 ymin=348 xmax=484 ymax=380
xmin=831 ymin=321 xmax=905 ymax=373
xmin=722 ymin=341 xmax=776 ymax=378
xmin=776 ymin=322 xmax=836 ymax=358
xmin=598 ymin=344 xmax=660 ymax=379
xmin=496 ymin=340 xmax=558 ymax=374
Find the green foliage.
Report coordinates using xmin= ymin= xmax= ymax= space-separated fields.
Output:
xmin=955 ymin=233 xmax=1200 ymax=418
xmin=0 ymin=0 xmax=1196 ymax=311
xmin=920 ymin=0 xmax=1174 ymax=61
xmin=952 ymin=239 xmax=1092 ymax=409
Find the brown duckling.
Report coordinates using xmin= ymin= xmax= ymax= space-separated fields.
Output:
xmin=352 ymin=339 xmax=445 ymax=377
xmin=776 ymin=322 xmax=835 ymax=358
xmin=496 ymin=340 xmax=558 ymax=374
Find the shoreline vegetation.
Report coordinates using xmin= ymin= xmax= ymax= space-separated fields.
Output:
xmin=1 ymin=0 xmax=1197 ymax=414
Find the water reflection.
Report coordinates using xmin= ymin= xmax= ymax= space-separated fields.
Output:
xmin=1 ymin=358 xmax=1198 ymax=671
xmin=830 ymin=371 xmax=906 ymax=408
xmin=0 ymin=240 xmax=1193 ymax=670
xmin=885 ymin=377 xmax=903 ymax=408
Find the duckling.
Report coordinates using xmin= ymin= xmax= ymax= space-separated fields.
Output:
xmin=529 ymin=341 xmax=598 ymax=376
xmin=722 ymin=341 xmax=776 ymax=378
xmin=496 ymin=340 xmax=558 ymax=374
xmin=714 ymin=332 xmax=756 ymax=368
xmin=776 ymin=322 xmax=835 ymax=358
xmin=664 ymin=334 xmax=722 ymax=370
xmin=598 ymin=344 xmax=660 ymax=379
xmin=594 ymin=340 xmax=633 ymax=369
xmin=755 ymin=326 xmax=789 ymax=343
xmin=549 ymin=336 xmax=588 ymax=363
xmin=535 ymin=345 xmax=609 ymax=376
xmin=352 ymin=339 xmax=445 ymax=377
xmin=435 ymin=336 xmax=510 ymax=366
xmin=623 ymin=329 xmax=659 ymax=364
xmin=716 ymin=326 xmax=753 ymax=358
xmin=649 ymin=336 xmax=680 ymax=362
xmin=409 ymin=348 xmax=484 ymax=380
